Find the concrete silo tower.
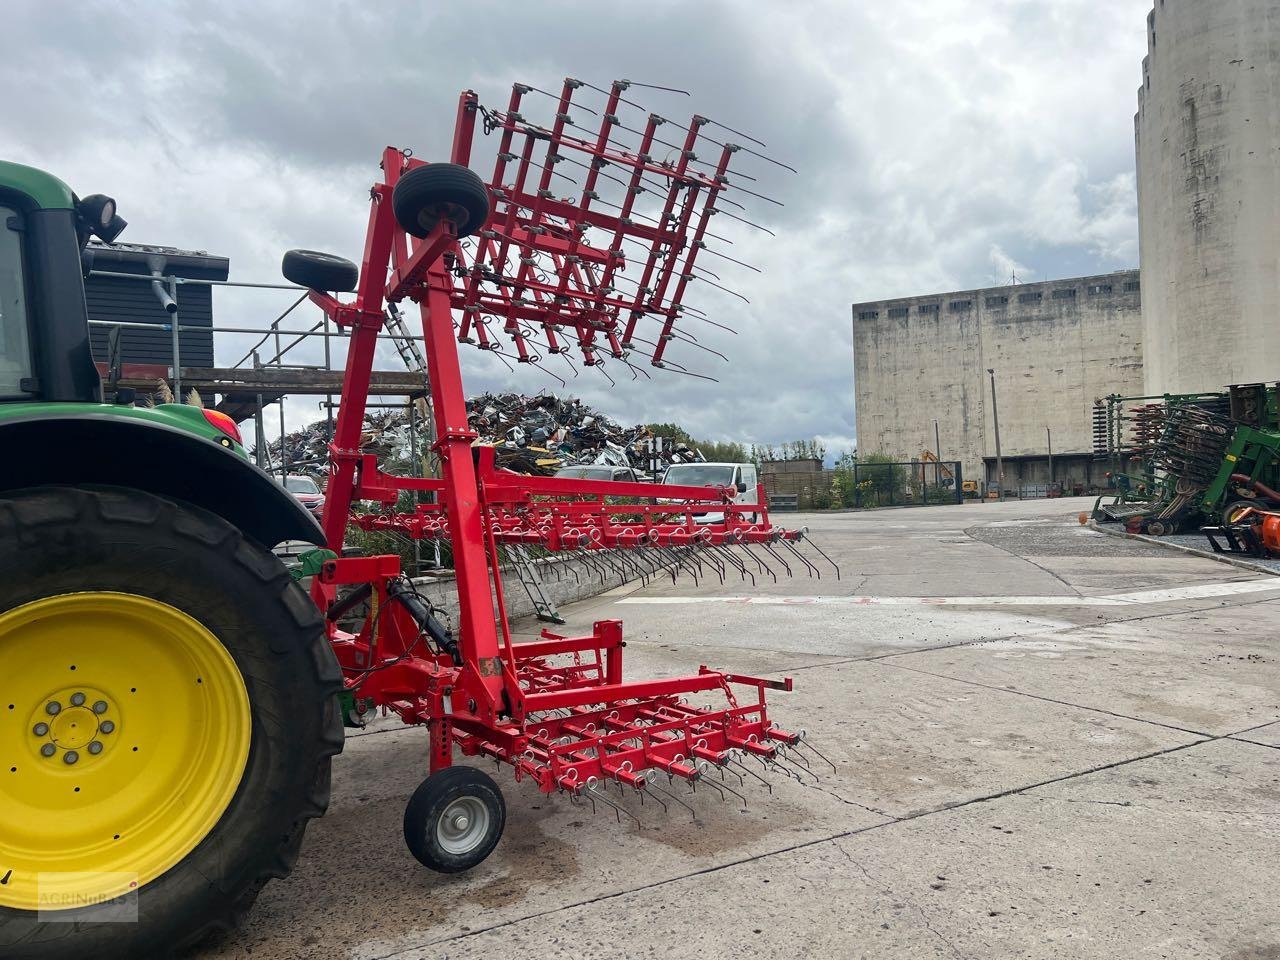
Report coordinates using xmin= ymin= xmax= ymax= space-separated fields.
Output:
xmin=1136 ymin=0 xmax=1280 ymax=395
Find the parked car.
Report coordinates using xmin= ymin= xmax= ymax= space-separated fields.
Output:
xmin=660 ymin=461 xmax=759 ymax=523
xmin=553 ymin=465 xmax=645 ymax=483
xmin=277 ymin=473 xmax=325 ymax=517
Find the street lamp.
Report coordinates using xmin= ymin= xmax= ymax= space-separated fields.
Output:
xmin=987 ymin=368 xmax=1004 ymax=501
xmin=1046 ymin=425 xmax=1054 ymax=492
xmin=932 ymin=418 xmax=941 ymax=489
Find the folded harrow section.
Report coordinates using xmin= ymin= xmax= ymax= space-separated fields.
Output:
xmin=289 ymin=77 xmax=819 ymax=873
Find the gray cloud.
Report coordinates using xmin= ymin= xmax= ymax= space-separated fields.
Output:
xmin=2 ymin=0 xmax=1149 ymax=457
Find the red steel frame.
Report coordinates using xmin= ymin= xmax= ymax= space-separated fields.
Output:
xmin=304 ymin=82 xmax=799 ymax=794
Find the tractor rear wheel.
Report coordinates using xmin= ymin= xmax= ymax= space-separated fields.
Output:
xmin=0 ymin=486 xmax=342 ymax=959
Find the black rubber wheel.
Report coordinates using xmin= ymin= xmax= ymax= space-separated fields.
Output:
xmin=403 ymin=766 xmax=505 ymax=873
xmin=281 ymin=249 xmax=359 ymax=292
xmin=0 ymin=486 xmax=343 ymax=960
xmin=392 ymin=164 xmax=490 ymax=239
xmin=1145 ymin=519 xmax=1169 ymax=537
xmin=1223 ymin=499 xmax=1265 ymax=527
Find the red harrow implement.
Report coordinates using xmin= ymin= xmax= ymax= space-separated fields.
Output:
xmin=285 ymin=79 xmax=835 ymax=870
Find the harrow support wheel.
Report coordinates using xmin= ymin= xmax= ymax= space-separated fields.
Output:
xmin=281 ymin=249 xmax=359 ymax=293
xmin=0 ymin=487 xmax=342 ymax=960
xmin=403 ymin=766 xmax=505 ymax=873
xmin=392 ymin=163 xmax=490 ymax=239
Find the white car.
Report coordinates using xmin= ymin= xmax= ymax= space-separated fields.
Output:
xmin=660 ymin=462 xmax=760 ymax=523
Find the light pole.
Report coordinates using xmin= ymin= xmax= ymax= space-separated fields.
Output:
xmin=987 ymin=368 xmax=1004 ymax=501
xmin=1046 ymin=425 xmax=1053 ymax=492
xmin=932 ymin=418 xmax=942 ymax=491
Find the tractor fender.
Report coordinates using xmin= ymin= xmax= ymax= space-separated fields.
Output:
xmin=0 ymin=412 xmax=324 ymax=548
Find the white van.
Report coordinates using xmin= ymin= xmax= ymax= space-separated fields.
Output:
xmin=660 ymin=462 xmax=759 ymax=523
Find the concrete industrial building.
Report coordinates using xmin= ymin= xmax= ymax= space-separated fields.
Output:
xmin=852 ymin=272 xmax=1143 ymax=493
xmin=1136 ymin=0 xmax=1280 ymax=394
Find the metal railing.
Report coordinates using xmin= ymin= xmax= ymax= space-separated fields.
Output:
xmin=86 ymin=267 xmax=428 ymax=481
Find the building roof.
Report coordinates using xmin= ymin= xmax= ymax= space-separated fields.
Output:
xmin=87 ymin=241 xmax=229 ymax=282
xmin=852 ymin=268 xmax=1140 ymax=312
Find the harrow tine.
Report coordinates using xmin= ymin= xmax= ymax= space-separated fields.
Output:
xmin=696 ymin=544 xmax=727 ymax=585
xmin=714 ymin=774 xmax=749 ymax=810
xmin=587 ymin=782 xmax=641 ymax=828
xmin=761 ymin=541 xmax=793 ymax=578
xmin=780 ymin=538 xmax=820 ymax=579
xmin=745 ymin=543 xmax=778 ymax=583
xmin=729 ymin=757 xmax=774 ymax=795
xmin=794 ymin=734 xmax=839 ymax=773
xmin=717 ymin=757 xmax=747 ymax=788
xmin=647 ymin=779 xmax=696 ymax=820
xmin=711 ymin=543 xmax=754 ymax=586
xmin=773 ymin=752 xmax=820 ymax=785
xmin=783 ymin=742 xmax=812 ymax=770
xmin=569 ymin=789 xmax=598 ymax=817
xmin=799 ymin=533 xmax=841 ymax=581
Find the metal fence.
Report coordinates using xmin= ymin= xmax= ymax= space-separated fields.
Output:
xmin=763 ymin=460 xmax=964 ymax=511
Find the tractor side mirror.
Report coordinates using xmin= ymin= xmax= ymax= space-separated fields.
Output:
xmin=736 ymin=481 xmax=748 ymax=493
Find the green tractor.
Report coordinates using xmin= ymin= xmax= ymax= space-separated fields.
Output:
xmin=0 ymin=161 xmax=342 ymax=958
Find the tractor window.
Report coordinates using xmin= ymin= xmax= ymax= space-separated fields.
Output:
xmin=0 ymin=207 xmax=32 ymax=398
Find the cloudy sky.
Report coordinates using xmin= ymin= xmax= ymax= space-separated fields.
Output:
xmin=4 ymin=0 xmax=1151 ymax=458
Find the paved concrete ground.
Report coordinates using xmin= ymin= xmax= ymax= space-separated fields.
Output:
xmin=199 ymin=496 xmax=1280 ymax=960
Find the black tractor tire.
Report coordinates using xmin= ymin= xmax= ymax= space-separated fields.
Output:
xmin=403 ymin=766 xmax=505 ymax=873
xmin=392 ymin=164 xmax=490 ymax=239
xmin=0 ymin=486 xmax=343 ymax=960
xmin=281 ymin=249 xmax=359 ymax=292
xmin=1145 ymin=519 xmax=1170 ymax=537
xmin=1222 ymin=499 xmax=1265 ymax=527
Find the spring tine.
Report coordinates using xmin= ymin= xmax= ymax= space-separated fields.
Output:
xmin=587 ymin=783 xmax=640 ymax=827
xmin=774 ymin=753 xmax=819 ymax=784
xmin=570 ymin=789 xmax=598 ymax=816
xmin=662 ymin=546 xmax=700 ymax=585
xmin=761 ymin=541 xmax=793 ymax=577
xmin=720 ymin=544 xmax=757 ymax=586
xmin=780 ymin=538 xmax=820 ymax=579
xmin=697 ymin=774 xmax=727 ymax=802
xmin=748 ymin=543 xmax=778 ymax=582
xmin=794 ymin=736 xmax=839 ymax=773
xmin=783 ymin=743 xmax=812 ymax=770
xmin=714 ymin=775 xmax=749 ymax=810
xmin=639 ymin=781 xmax=667 ymax=814
xmin=647 ymin=779 xmax=696 ymax=820
xmin=800 ymin=536 xmax=841 ymax=581
xmin=698 ymin=544 xmax=727 ymax=584
xmin=764 ymin=758 xmax=800 ymax=783
xmin=718 ymin=758 xmax=746 ymax=788
xmin=730 ymin=757 xmax=773 ymax=795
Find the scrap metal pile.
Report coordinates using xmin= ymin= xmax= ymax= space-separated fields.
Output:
xmin=468 ymin=391 xmax=704 ymax=474
xmin=260 ymin=394 xmax=710 ymax=478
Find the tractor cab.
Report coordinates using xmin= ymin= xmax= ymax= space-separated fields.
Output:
xmin=0 ymin=161 xmax=127 ymax=405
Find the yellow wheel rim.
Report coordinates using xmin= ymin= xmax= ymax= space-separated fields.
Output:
xmin=0 ymin=592 xmax=251 ymax=911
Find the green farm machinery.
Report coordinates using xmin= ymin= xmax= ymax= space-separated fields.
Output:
xmin=1091 ymin=384 xmax=1280 ymax=536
